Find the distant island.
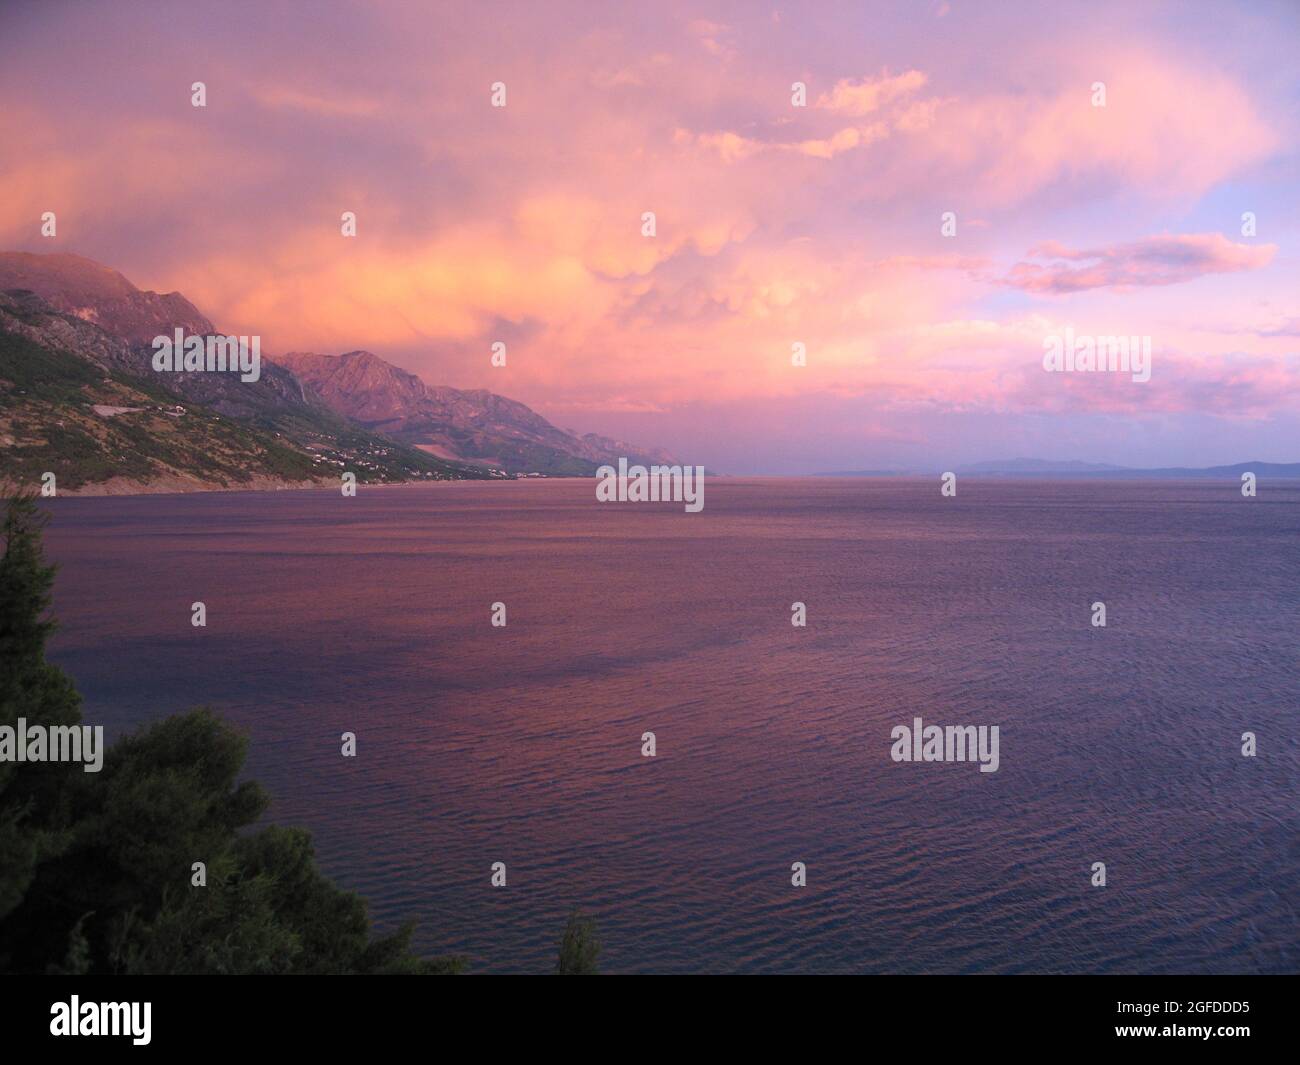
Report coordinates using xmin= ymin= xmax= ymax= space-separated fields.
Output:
xmin=816 ymin=457 xmax=1300 ymax=479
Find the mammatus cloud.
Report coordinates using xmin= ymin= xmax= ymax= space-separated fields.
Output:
xmin=1002 ymin=234 xmax=1277 ymax=294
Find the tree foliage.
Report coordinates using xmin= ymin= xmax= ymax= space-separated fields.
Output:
xmin=556 ymin=910 xmax=601 ymax=974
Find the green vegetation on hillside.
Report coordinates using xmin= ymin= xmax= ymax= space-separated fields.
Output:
xmin=0 ymin=305 xmax=501 ymax=491
xmin=0 ymin=330 xmax=320 ymax=490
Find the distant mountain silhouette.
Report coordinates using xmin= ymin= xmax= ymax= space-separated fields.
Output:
xmin=817 ymin=458 xmax=1300 ymax=478
xmin=276 ymin=350 xmax=682 ymax=475
xmin=957 ymin=458 xmax=1127 ymax=474
xmin=955 ymin=458 xmax=1300 ymax=478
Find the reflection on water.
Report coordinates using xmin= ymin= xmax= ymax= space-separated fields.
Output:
xmin=42 ymin=478 xmax=1300 ymax=972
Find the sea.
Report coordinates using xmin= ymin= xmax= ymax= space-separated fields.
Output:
xmin=39 ymin=477 xmax=1300 ymax=973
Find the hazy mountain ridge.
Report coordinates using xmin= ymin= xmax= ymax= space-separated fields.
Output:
xmin=818 ymin=457 xmax=1300 ymax=478
xmin=956 ymin=458 xmax=1300 ymax=478
xmin=276 ymin=349 xmax=683 ymax=475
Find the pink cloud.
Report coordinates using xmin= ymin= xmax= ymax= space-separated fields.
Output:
xmin=1 ymin=0 xmax=1295 ymax=463
xmin=1003 ymin=234 xmax=1276 ymax=294
xmin=814 ymin=71 xmax=928 ymax=116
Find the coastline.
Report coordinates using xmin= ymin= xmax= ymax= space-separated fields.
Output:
xmin=11 ymin=473 xmax=593 ymax=499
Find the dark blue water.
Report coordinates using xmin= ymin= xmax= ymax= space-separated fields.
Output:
xmin=39 ymin=478 xmax=1300 ymax=972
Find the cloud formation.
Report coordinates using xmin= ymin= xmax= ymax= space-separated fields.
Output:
xmin=1003 ymin=235 xmax=1277 ymax=294
xmin=0 ymin=0 xmax=1295 ymax=471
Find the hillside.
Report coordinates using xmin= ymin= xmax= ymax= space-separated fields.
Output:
xmin=0 ymin=289 xmax=498 ymax=494
xmin=0 ymin=251 xmax=681 ymax=484
xmin=276 ymin=350 xmax=682 ymax=476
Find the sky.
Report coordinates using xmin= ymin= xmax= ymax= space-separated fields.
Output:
xmin=1 ymin=0 xmax=1298 ymax=473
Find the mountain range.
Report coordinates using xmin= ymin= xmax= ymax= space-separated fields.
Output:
xmin=0 ymin=251 xmax=679 ymax=494
xmin=276 ymin=350 xmax=679 ymax=477
xmin=5 ymin=251 xmax=1290 ymax=493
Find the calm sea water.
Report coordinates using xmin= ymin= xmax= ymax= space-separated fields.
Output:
xmin=39 ymin=478 xmax=1300 ymax=973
